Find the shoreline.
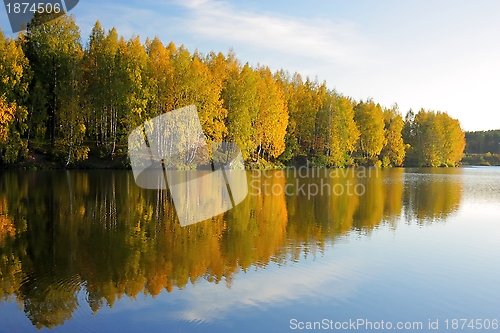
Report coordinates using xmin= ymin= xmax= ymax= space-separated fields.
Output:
xmin=2 ymin=150 xmax=498 ymax=170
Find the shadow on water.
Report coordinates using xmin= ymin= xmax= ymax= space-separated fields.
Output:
xmin=0 ymin=168 xmax=464 ymax=329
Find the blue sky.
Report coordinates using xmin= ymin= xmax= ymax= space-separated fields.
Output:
xmin=2 ymin=0 xmax=499 ymax=131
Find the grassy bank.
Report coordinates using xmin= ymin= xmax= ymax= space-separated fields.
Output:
xmin=0 ymin=144 xmax=129 ymax=170
xmin=461 ymin=153 xmax=500 ymax=166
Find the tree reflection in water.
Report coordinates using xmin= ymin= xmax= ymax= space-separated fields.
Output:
xmin=0 ymin=168 xmax=463 ymax=328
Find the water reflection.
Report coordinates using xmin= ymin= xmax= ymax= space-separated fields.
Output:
xmin=0 ymin=168 xmax=464 ymax=329
xmin=403 ymin=168 xmax=464 ymax=224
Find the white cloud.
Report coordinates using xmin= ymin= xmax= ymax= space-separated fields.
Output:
xmin=52 ymin=0 xmax=500 ymax=130
xmin=174 ymin=0 xmax=371 ymax=68
xmin=165 ymin=255 xmax=367 ymax=323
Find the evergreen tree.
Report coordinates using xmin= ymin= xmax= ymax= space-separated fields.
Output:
xmin=23 ymin=12 xmax=82 ymax=148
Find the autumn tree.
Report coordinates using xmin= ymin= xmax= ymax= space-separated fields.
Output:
xmin=404 ymin=109 xmax=465 ymax=166
xmin=439 ymin=112 xmax=466 ymax=166
xmin=56 ymin=47 xmax=88 ymax=165
xmin=279 ymin=73 xmax=323 ymax=160
xmin=223 ymin=63 xmax=259 ymax=160
xmin=0 ymin=29 xmax=30 ymax=162
xmin=314 ymin=93 xmax=359 ymax=167
xmin=116 ymin=35 xmax=152 ymax=138
xmin=380 ymin=104 xmax=405 ymax=167
xmin=82 ymin=21 xmax=107 ymax=145
xmin=82 ymin=23 xmax=119 ymax=154
xmin=146 ymin=37 xmax=174 ymax=117
xmin=254 ymin=66 xmax=288 ymax=161
xmin=157 ymin=44 xmax=227 ymax=144
xmin=334 ymin=96 xmax=360 ymax=164
xmin=354 ymin=99 xmax=385 ymax=164
xmin=404 ymin=109 xmax=438 ymax=166
xmin=83 ymin=24 xmax=152 ymax=157
xmin=0 ymin=98 xmax=28 ymax=163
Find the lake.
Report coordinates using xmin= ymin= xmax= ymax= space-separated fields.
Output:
xmin=0 ymin=167 xmax=499 ymax=332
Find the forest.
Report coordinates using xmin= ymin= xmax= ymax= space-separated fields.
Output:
xmin=465 ymin=130 xmax=500 ymax=154
xmin=461 ymin=130 xmax=500 ymax=166
xmin=0 ymin=12 xmax=467 ymax=168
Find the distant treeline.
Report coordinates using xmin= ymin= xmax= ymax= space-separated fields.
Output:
xmin=465 ymin=130 xmax=500 ymax=154
xmin=1 ymin=13 xmax=466 ymax=167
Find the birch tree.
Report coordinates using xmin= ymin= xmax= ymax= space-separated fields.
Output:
xmin=354 ymin=99 xmax=385 ymax=162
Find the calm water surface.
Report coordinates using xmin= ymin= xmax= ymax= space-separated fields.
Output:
xmin=0 ymin=167 xmax=499 ymax=332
